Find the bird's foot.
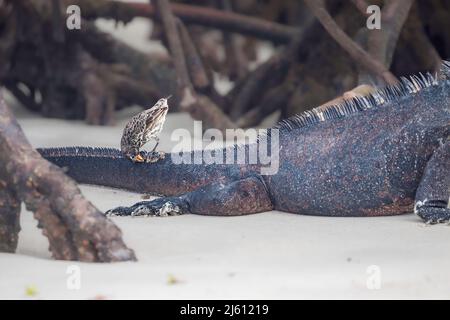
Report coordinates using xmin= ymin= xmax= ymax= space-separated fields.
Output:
xmin=415 ymin=200 xmax=450 ymax=224
xmin=105 ymin=197 xmax=186 ymax=217
xmin=128 ymin=151 xmax=165 ymax=163
xmin=145 ymin=151 xmax=165 ymax=163
xmin=130 ymin=153 xmax=145 ymax=163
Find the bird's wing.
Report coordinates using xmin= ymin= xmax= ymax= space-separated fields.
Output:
xmin=144 ymin=108 xmax=166 ymax=134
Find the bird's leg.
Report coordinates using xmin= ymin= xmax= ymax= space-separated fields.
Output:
xmin=145 ymin=150 xmax=166 ymax=163
xmin=144 ymin=138 xmax=165 ymax=163
xmin=151 ymin=137 xmax=159 ymax=152
xmin=133 ymin=153 xmax=145 ymax=162
xmin=127 ymin=149 xmax=145 ymax=163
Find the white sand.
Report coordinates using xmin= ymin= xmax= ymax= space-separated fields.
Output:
xmin=1 ymin=104 xmax=450 ymax=299
xmin=1 ymin=5 xmax=449 ymax=299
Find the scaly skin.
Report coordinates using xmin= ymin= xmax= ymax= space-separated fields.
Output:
xmin=38 ymin=62 xmax=450 ymax=223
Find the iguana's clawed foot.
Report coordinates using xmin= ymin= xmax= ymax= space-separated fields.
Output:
xmin=415 ymin=200 xmax=450 ymax=224
xmin=105 ymin=197 xmax=186 ymax=217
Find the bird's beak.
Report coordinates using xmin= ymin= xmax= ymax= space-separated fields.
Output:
xmin=165 ymin=95 xmax=172 ymax=101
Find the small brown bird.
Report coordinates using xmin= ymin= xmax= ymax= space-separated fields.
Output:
xmin=121 ymin=97 xmax=170 ymax=162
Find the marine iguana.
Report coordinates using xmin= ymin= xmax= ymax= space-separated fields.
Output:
xmin=38 ymin=61 xmax=450 ymax=224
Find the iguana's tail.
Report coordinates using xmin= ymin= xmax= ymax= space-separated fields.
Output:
xmin=38 ymin=147 xmax=251 ymax=196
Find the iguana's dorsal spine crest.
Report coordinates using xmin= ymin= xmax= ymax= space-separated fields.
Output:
xmin=276 ymin=60 xmax=450 ymax=133
xmin=38 ymin=146 xmax=121 ymax=158
xmin=40 ymin=61 xmax=450 ymax=159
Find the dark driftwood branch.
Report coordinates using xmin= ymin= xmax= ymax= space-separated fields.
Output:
xmin=51 ymin=0 xmax=65 ymax=43
xmin=350 ymin=0 xmax=370 ymax=16
xmin=237 ymin=78 xmax=296 ymax=128
xmin=367 ymin=0 xmax=413 ymax=68
xmin=2 ymin=1 xmax=174 ymax=124
xmin=216 ymin=0 xmax=247 ymax=80
xmin=236 ymin=64 xmax=302 ymax=128
xmin=304 ymin=0 xmax=398 ymax=84
xmin=176 ymin=20 xmax=227 ymax=109
xmin=77 ymin=0 xmax=298 ymax=43
xmin=228 ymin=56 xmax=278 ymax=119
xmin=154 ymin=0 xmax=191 ymax=90
xmin=177 ymin=20 xmax=210 ymax=91
xmin=400 ymin=4 xmax=441 ymax=73
xmin=229 ymin=34 xmax=303 ymax=120
xmin=154 ymin=0 xmax=236 ymax=130
xmin=0 ymin=180 xmax=20 ymax=253
xmin=0 ymin=96 xmax=136 ymax=262
xmin=74 ymin=20 xmax=173 ymax=100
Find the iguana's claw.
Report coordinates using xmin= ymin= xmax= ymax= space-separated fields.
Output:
xmin=105 ymin=198 xmax=185 ymax=217
xmin=415 ymin=200 xmax=450 ymax=224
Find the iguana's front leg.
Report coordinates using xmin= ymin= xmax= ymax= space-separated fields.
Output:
xmin=414 ymin=140 xmax=450 ymax=224
xmin=105 ymin=175 xmax=273 ymax=217
xmin=106 ymin=197 xmax=186 ymax=217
